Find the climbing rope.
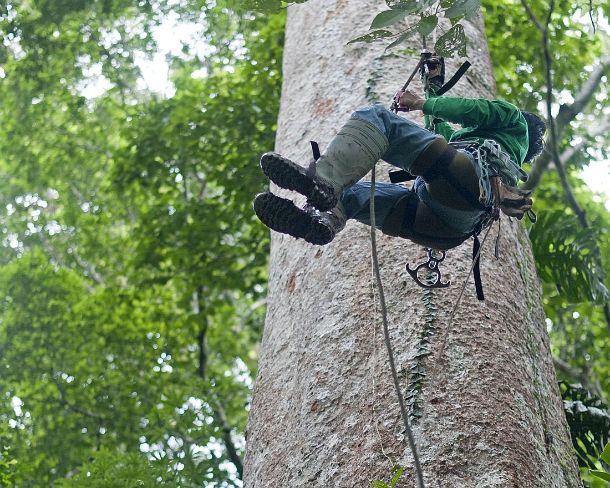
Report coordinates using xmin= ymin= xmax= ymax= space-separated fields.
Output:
xmin=366 ymin=53 xmax=483 ymax=486
xmin=369 ymin=167 xmax=426 ymax=488
xmin=369 ymin=162 xmax=494 ymax=487
xmin=369 ymin=265 xmax=398 ymax=469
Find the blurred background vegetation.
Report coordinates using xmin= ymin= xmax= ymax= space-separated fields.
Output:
xmin=0 ymin=0 xmax=607 ymax=486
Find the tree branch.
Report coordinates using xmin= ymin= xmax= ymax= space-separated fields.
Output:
xmin=192 ymin=287 xmax=209 ymax=380
xmin=52 ymin=376 xmax=104 ymax=420
xmin=520 ymin=0 xmax=610 ymax=334
xmin=192 ymin=286 xmax=243 ymax=479
xmin=553 ymin=357 xmax=603 ymax=399
xmin=520 ymin=0 xmax=584 ymax=223
xmin=520 ymin=1 xmax=544 ymax=32
xmin=212 ymin=400 xmax=244 ymax=480
xmin=520 ymin=48 xmax=609 ymax=191
xmin=524 ymin=114 xmax=609 ymax=191
xmin=556 ymin=56 xmax=610 ymax=128
xmin=71 ymin=250 xmax=106 ymax=286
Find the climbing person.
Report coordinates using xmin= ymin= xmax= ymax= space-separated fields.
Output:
xmin=253 ymin=60 xmax=546 ymax=250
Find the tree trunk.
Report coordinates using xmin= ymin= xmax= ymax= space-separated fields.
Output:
xmin=244 ymin=1 xmax=581 ymax=486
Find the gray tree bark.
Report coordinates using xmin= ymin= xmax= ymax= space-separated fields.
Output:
xmin=244 ymin=1 xmax=581 ymax=486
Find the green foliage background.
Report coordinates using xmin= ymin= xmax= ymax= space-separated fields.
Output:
xmin=0 ymin=0 xmax=608 ymax=486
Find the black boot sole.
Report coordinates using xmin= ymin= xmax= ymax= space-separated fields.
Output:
xmin=260 ymin=152 xmax=337 ymax=212
xmin=253 ymin=192 xmax=334 ymax=245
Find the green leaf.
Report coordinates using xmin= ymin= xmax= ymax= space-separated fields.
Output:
xmin=417 ymin=15 xmax=438 ymax=36
xmin=384 ymin=26 xmax=418 ymax=50
xmin=348 ymin=30 xmax=395 ymax=45
xmin=590 ymin=470 xmax=610 ymax=481
xmin=370 ymin=8 xmax=416 ymax=29
xmin=369 ymin=482 xmax=389 ymax=488
xmin=390 ymin=466 xmax=405 ymax=487
xmin=560 ymin=382 xmax=610 ymax=469
xmin=529 ymin=210 xmax=609 ymax=304
xmin=444 ymin=0 xmax=481 ymax=19
xmin=449 ymin=15 xmax=464 ymax=25
xmin=385 ymin=0 xmax=419 ymax=10
xmin=434 ymin=23 xmax=467 ymax=57
xmin=601 ymin=442 xmax=610 ymax=465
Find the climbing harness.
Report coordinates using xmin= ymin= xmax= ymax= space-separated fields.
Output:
xmin=450 ymin=138 xmax=528 ymax=188
xmin=390 ymin=51 xmax=535 ymax=298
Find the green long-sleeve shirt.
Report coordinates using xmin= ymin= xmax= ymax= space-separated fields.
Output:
xmin=422 ymin=96 xmax=529 ymax=166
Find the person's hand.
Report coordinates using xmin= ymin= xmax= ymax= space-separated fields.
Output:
xmin=394 ymin=90 xmax=425 ymax=112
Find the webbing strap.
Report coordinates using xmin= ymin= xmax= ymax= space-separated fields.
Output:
xmin=436 ymin=61 xmax=471 ymax=96
xmin=307 ymin=140 xmax=321 ymax=177
xmin=310 ymin=140 xmax=321 ymax=160
xmin=389 ymin=169 xmax=416 ymax=183
xmin=472 ymin=235 xmax=485 ymax=301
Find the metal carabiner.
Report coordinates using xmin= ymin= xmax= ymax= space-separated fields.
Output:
xmin=406 ymin=248 xmax=451 ymax=289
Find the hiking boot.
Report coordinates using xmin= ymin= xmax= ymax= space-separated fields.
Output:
xmin=253 ymin=192 xmax=346 ymax=245
xmin=260 ymin=118 xmax=389 ymax=212
xmin=260 ymin=152 xmax=338 ymax=212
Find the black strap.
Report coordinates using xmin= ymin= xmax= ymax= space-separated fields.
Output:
xmin=310 ymin=140 xmax=321 ymax=160
xmin=527 ymin=209 xmax=537 ymax=223
xmin=442 ymin=169 xmax=486 ymax=211
xmin=308 ymin=141 xmax=321 ymax=177
xmin=437 ymin=61 xmax=471 ymax=96
xmin=389 ymin=169 xmax=416 ymax=183
xmin=472 ymin=235 xmax=484 ymax=301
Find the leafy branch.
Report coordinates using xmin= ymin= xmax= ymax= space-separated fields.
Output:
xmin=370 ymin=465 xmax=405 ymax=488
xmin=348 ymin=0 xmax=481 ymax=56
xmin=590 ymin=442 xmax=610 ymax=482
xmin=51 ymin=375 xmax=105 ymax=421
xmin=524 ymin=57 xmax=610 ymax=191
xmin=520 ymin=1 xmax=610 ymax=333
xmin=560 ymin=382 xmax=610 ymax=469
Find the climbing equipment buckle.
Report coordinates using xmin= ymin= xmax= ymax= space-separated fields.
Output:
xmin=406 ymin=248 xmax=451 ymax=289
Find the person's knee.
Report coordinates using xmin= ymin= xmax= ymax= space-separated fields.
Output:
xmin=351 ymin=104 xmax=388 ymax=119
xmin=410 ymin=138 xmax=450 ymax=179
xmin=349 ymin=105 xmax=391 ymax=134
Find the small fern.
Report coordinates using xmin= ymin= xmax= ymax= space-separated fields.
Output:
xmin=370 ymin=465 xmax=405 ymax=488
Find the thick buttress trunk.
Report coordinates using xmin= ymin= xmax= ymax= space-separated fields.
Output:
xmin=244 ymin=1 xmax=581 ymax=486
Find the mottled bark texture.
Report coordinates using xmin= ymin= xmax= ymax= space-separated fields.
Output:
xmin=244 ymin=1 xmax=581 ymax=486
